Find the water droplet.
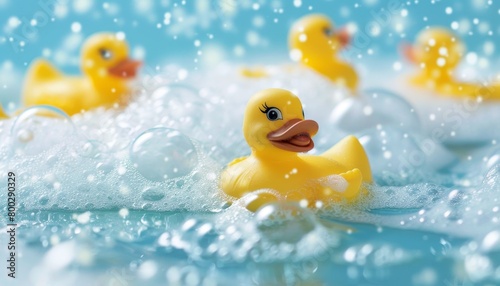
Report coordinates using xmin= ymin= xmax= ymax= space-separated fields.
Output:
xmin=39 ymin=195 xmax=49 ymax=205
xmin=482 ymin=230 xmax=500 ymax=252
xmin=448 ymin=189 xmax=463 ymax=205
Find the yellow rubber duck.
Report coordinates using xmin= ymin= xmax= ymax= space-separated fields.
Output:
xmin=22 ymin=32 xmax=142 ymax=116
xmin=220 ymin=88 xmax=372 ymax=211
xmin=289 ymin=14 xmax=358 ymax=92
xmin=0 ymin=104 xmax=8 ymax=119
xmin=402 ymin=27 xmax=499 ymax=100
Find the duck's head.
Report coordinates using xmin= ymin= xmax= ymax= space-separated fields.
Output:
xmin=243 ymin=88 xmax=319 ymax=156
xmin=289 ymin=14 xmax=349 ymax=63
xmin=402 ymin=27 xmax=464 ymax=72
xmin=81 ymin=32 xmax=141 ymax=81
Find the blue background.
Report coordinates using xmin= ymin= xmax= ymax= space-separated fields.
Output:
xmin=0 ymin=0 xmax=498 ymax=105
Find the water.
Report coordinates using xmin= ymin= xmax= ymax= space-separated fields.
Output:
xmin=1 ymin=0 xmax=500 ymax=285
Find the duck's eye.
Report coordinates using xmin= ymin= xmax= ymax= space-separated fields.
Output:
xmin=323 ymin=27 xmax=334 ymax=37
xmin=266 ymin=107 xmax=282 ymax=121
xmin=302 ymin=109 xmax=305 ymax=118
xmin=99 ymin=48 xmax=113 ymax=60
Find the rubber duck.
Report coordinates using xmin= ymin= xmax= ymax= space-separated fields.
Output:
xmin=0 ymin=104 xmax=8 ymax=119
xmin=289 ymin=14 xmax=358 ymax=92
xmin=220 ymin=88 xmax=372 ymax=211
xmin=402 ymin=27 xmax=499 ymax=100
xmin=239 ymin=67 xmax=268 ymax=78
xmin=22 ymin=32 xmax=142 ymax=116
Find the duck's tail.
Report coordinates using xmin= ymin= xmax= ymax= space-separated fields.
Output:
xmin=26 ymin=59 xmax=60 ymax=82
xmin=321 ymin=135 xmax=372 ymax=183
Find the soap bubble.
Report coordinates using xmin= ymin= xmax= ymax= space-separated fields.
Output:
xmin=359 ymin=126 xmax=456 ymax=182
xmin=141 ymin=187 xmax=166 ymax=201
xmin=10 ymin=106 xmax=76 ymax=156
xmin=255 ymin=202 xmax=317 ymax=244
xmin=330 ymin=88 xmax=420 ymax=133
xmin=76 ymin=139 xmax=109 ymax=159
xmin=130 ymin=127 xmax=198 ymax=181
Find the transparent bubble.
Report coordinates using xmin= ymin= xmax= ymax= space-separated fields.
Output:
xmin=10 ymin=106 xmax=76 ymax=155
xmin=76 ymin=140 xmax=109 ymax=159
xmin=141 ymin=187 xmax=166 ymax=201
xmin=359 ymin=126 xmax=455 ymax=179
xmin=255 ymin=202 xmax=316 ymax=244
xmin=330 ymin=88 xmax=420 ymax=133
xmin=359 ymin=126 xmax=421 ymax=177
xmin=39 ymin=195 xmax=49 ymax=205
xmin=130 ymin=128 xmax=198 ymax=181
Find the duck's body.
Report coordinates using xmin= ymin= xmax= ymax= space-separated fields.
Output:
xmin=220 ymin=88 xmax=372 ymax=210
xmin=222 ymin=136 xmax=370 ymax=203
xmin=289 ymin=14 xmax=358 ymax=92
xmin=307 ymin=58 xmax=358 ymax=91
xmin=403 ymin=27 xmax=500 ymax=100
xmin=0 ymin=104 xmax=8 ymax=119
xmin=409 ymin=74 xmax=489 ymax=98
xmin=23 ymin=60 xmax=130 ymax=115
xmin=22 ymin=33 xmax=141 ymax=116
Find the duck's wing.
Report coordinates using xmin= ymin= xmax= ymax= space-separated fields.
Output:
xmin=26 ymin=59 xmax=61 ymax=82
xmin=321 ymin=135 xmax=372 ymax=183
xmin=227 ymin=156 xmax=248 ymax=166
xmin=220 ymin=156 xmax=254 ymax=198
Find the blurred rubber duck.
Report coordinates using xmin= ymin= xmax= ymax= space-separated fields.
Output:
xmin=289 ymin=14 xmax=358 ymax=92
xmin=22 ymin=32 xmax=141 ymax=116
xmin=239 ymin=67 xmax=268 ymax=78
xmin=0 ymin=104 xmax=8 ymax=119
xmin=220 ymin=88 xmax=372 ymax=211
xmin=402 ymin=27 xmax=499 ymax=100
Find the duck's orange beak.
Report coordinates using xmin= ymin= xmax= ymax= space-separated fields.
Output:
xmin=336 ymin=27 xmax=350 ymax=48
xmin=267 ymin=119 xmax=319 ymax=152
xmin=108 ymin=58 xmax=142 ymax=79
xmin=401 ymin=42 xmax=417 ymax=64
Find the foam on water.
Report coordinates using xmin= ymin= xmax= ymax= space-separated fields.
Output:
xmin=1 ymin=64 xmax=499 ymax=230
xmin=1 ymin=64 xmax=499 ymax=285
xmin=387 ymin=72 xmax=500 ymax=145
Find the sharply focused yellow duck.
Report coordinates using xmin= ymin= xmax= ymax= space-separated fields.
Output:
xmin=22 ymin=32 xmax=141 ymax=116
xmin=402 ymin=27 xmax=500 ymax=100
xmin=220 ymin=88 xmax=372 ymax=211
xmin=289 ymin=14 xmax=358 ymax=92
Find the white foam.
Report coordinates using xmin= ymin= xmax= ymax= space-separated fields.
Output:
xmin=0 ymin=64 xmax=498 ymax=239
